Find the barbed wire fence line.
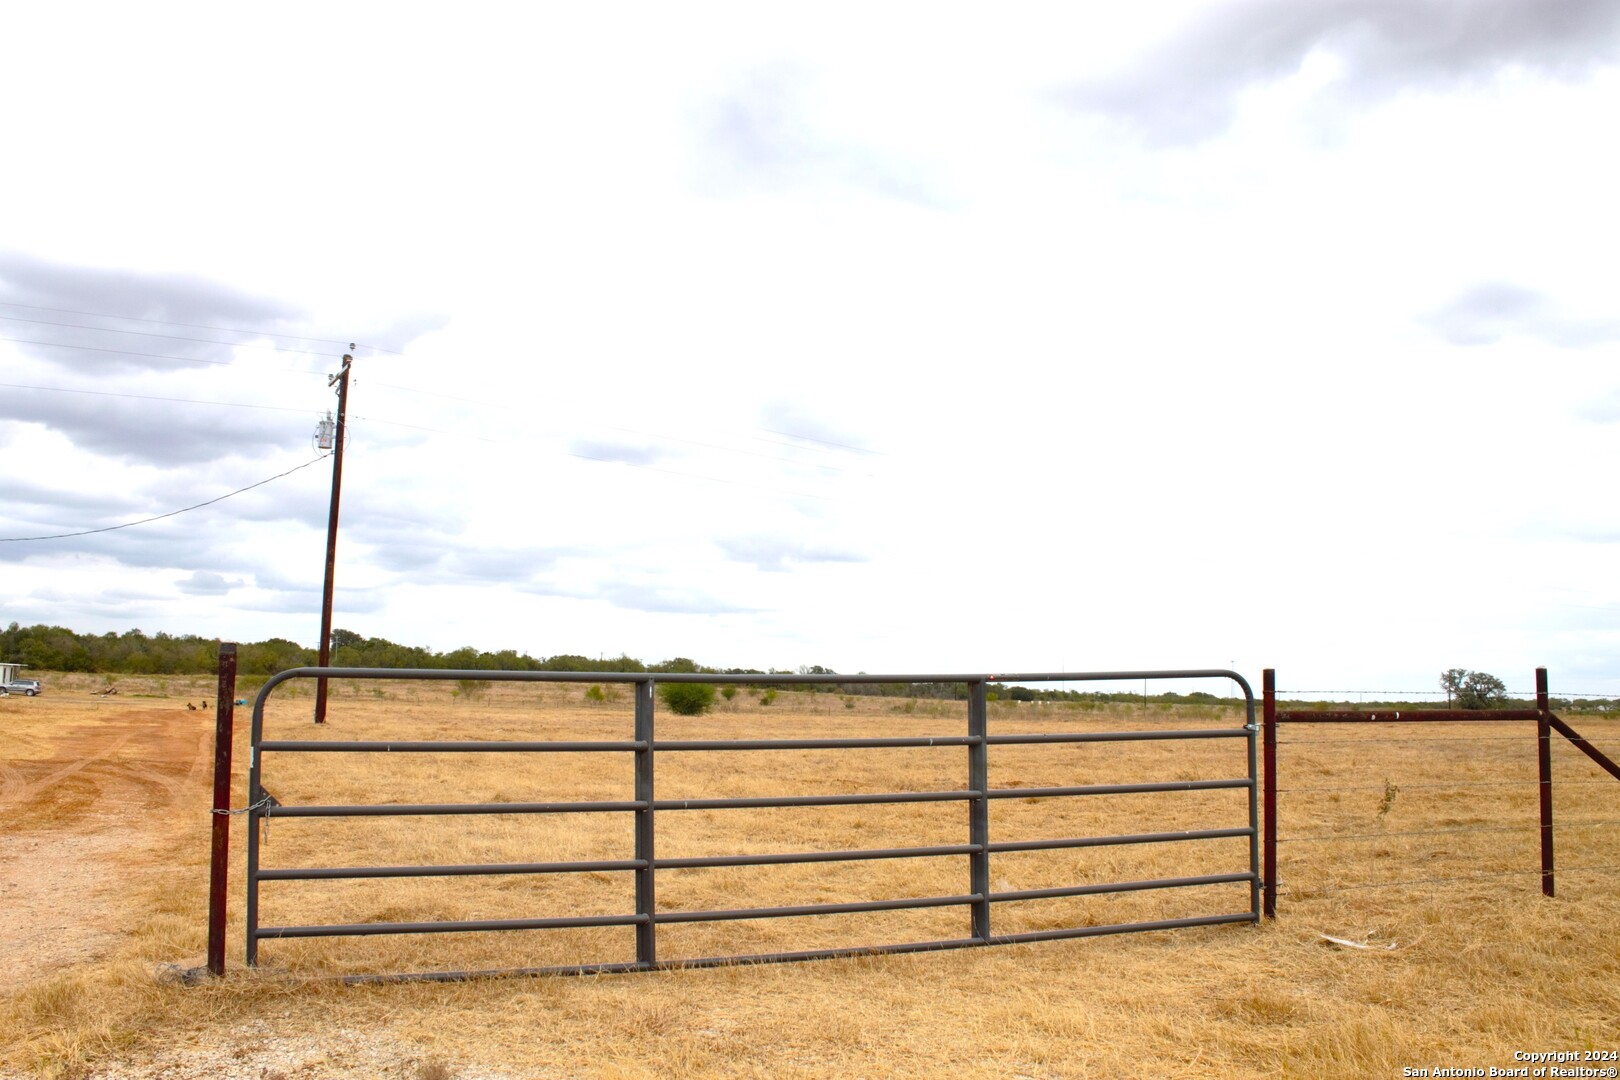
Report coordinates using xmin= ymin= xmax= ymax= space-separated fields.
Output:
xmin=1262 ymin=669 xmax=1620 ymax=915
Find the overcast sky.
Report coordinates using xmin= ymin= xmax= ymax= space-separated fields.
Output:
xmin=4 ymin=1 xmax=1619 ymax=700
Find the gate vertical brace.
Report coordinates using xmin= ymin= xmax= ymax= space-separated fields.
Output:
xmin=206 ymin=643 xmax=238 ymax=977
xmin=968 ymin=679 xmax=990 ymax=943
xmin=1536 ymin=667 xmax=1554 ymax=899
xmin=246 ymin=694 xmax=265 ymax=966
xmin=634 ymin=678 xmax=657 ymax=967
xmin=1261 ymin=669 xmax=1277 ymax=919
xmin=1245 ymin=674 xmax=1260 ymax=922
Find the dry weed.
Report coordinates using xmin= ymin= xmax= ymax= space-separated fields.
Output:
xmin=0 ymin=677 xmax=1615 ymax=1079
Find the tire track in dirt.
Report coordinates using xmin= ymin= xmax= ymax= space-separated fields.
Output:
xmin=0 ymin=704 xmax=219 ymax=983
xmin=0 ymin=729 xmax=139 ymax=813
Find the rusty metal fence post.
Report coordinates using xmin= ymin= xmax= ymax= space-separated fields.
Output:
xmin=1536 ymin=667 xmax=1554 ymax=898
xmin=1261 ymin=669 xmax=1277 ymax=918
xmin=207 ymin=642 xmax=238 ymax=977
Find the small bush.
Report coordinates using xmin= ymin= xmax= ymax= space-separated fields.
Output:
xmin=454 ymin=679 xmax=491 ymax=700
xmin=584 ymin=685 xmax=606 ymax=703
xmin=720 ymin=686 xmax=738 ymax=701
xmin=1377 ymin=779 xmax=1399 ymax=819
xmin=660 ymin=682 xmax=716 ymax=716
xmin=759 ymin=688 xmax=778 ymax=706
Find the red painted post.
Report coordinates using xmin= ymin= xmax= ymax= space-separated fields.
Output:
xmin=1262 ymin=668 xmax=1277 ymax=918
xmin=207 ymin=643 xmax=239 ymax=976
xmin=1536 ymin=667 xmax=1553 ymax=899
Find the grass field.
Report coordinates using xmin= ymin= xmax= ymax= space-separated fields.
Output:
xmin=1 ymin=672 xmax=1616 ymax=1078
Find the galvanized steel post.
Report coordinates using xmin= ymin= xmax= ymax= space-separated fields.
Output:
xmin=634 ymin=678 xmax=657 ymax=966
xmin=245 ymin=678 xmax=270 ymax=966
xmin=968 ymin=679 xmax=990 ymax=942
xmin=1245 ymin=675 xmax=1260 ymax=921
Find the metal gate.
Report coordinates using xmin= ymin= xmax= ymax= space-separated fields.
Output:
xmin=243 ymin=667 xmax=1259 ymax=981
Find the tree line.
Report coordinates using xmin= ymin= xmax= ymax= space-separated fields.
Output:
xmin=6 ymin=623 xmax=1614 ymax=710
xmin=1 ymin=622 xmax=1223 ymax=703
xmin=1 ymin=623 xmax=697 ymax=680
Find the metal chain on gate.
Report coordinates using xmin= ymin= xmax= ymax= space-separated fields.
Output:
xmin=211 ymin=793 xmax=277 ymax=844
xmin=210 ymin=794 xmax=275 ymax=817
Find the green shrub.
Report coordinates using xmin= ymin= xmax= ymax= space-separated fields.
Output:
xmin=720 ymin=686 xmax=738 ymax=701
xmin=759 ymin=688 xmax=778 ymax=706
xmin=454 ymin=679 xmax=491 ymax=700
xmin=584 ymin=685 xmax=606 ymax=703
xmin=660 ymin=682 xmax=716 ymax=716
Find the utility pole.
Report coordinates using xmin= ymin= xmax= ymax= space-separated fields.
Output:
xmin=314 ymin=348 xmax=353 ymax=724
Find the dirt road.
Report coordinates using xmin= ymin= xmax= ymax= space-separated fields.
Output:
xmin=0 ymin=694 xmax=215 ymax=983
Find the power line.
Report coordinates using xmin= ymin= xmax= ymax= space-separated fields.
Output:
xmin=349 ymin=414 xmax=835 ymax=500
xmin=0 ymin=335 xmax=332 ymax=375
xmin=0 ymin=314 xmax=349 ymax=358
xmin=5 ymin=302 xmax=880 ymax=481
xmin=368 ymin=378 xmax=877 ymax=475
xmin=0 ymin=454 xmax=331 ymax=542
xmin=2 ymin=382 xmax=841 ymax=501
xmin=753 ymin=425 xmax=885 ymax=456
xmin=351 ymin=414 xmax=500 ymax=444
xmin=566 ymin=447 xmax=833 ymax=501
xmin=0 ymin=381 xmax=321 ymax=415
xmin=0 ymin=299 xmax=399 ymax=355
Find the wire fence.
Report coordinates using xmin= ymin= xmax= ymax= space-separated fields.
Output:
xmin=1278 ymin=864 xmax=1620 ymax=897
xmin=1276 ymin=734 xmax=1532 ymax=745
xmin=1275 ymin=688 xmax=1620 ymax=699
xmin=1277 ymin=778 xmax=1616 ymax=793
xmin=1264 ymin=673 xmax=1620 ymax=913
xmin=1281 ymin=820 xmax=1620 ymax=843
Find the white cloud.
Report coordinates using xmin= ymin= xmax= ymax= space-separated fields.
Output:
xmin=2 ymin=3 xmax=1618 ymax=694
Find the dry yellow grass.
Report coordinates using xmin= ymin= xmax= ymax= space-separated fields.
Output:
xmin=2 ymin=672 xmax=1617 ymax=1078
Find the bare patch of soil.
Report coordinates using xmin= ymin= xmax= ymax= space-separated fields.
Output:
xmin=0 ymin=699 xmax=214 ymax=983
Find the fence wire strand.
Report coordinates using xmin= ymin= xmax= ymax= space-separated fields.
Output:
xmin=1276 ymin=735 xmax=1535 ymax=746
xmin=1277 ymin=864 xmax=1620 ymax=896
xmin=1279 ymin=821 xmax=1620 ymax=844
xmin=1277 ymin=779 xmax=1534 ymax=793
xmin=1279 ymin=824 xmax=1537 ymax=844
xmin=1274 ymin=689 xmax=1620 ymax=698
xmin=1269 ymin=706 xmax=1620 ymax=905
xmin=1279 ymin=778 xmax=1618 ymax=793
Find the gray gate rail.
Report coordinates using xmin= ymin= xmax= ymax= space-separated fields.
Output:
xmin=245 ymin=667 xmax=1259 ymax=981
